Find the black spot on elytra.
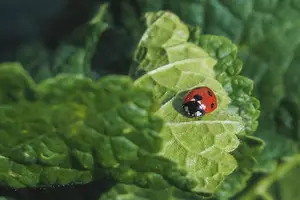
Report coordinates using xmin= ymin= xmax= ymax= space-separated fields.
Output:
xmin=211 ymin=103 xmax=214 ymax=108
xmin=207 ymin=90 xmax=212 ymax=96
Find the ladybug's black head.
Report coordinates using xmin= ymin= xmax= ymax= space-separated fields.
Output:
xmin=193 ymin=95 xmax=202 ymax=101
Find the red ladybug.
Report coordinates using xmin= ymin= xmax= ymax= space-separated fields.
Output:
xmin=182 ymin=86 xmax=217 ymax=117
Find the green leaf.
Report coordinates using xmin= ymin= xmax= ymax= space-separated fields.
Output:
xmin=164 ymin=0 xmax=207 ymax=27
xmin=239 ymin=154 xmax=300 ymax=200
xmin=173 ymin=0 xmax=300 ymax=173
xmin=0 ymin=197 xmax=15 ymax=200
xmin=191 ymin=0 xmax=300 ymax=111
xmin=0 ymin=63 xmax=196 ymax=189
xmin=0 ymin=62 xmax=36 ymax=103
xmin=92 ymin=0 xmax=165 ymax=76
xmin=272 ymin=163 xmax=300 ymax=200
xmin=195 ymin=35 xmax=260 ymax=135
xmin=253 ymin=114 xmax=298 ymax=173
xmin=99 ymin=184 xmax=204 ymax=200
xmin=16 ymin=4 xmax=108 ymax=82
xmin=131 ymin=11 xmax=247 ymax=194
xmin=163 ymin=1 xmax=300 ymax=196
xmin=189 ymin=34 xmax=263 ymax=198
xmin=215 ymin=135 xmax=264 ymax=199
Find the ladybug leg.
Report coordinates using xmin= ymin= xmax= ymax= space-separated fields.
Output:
xmin=195 ymin=109 xmax=205 ymax=117
xmin=183 ymin=105 xmax=189 ymax=112
xmin=182 ymin=103 xmax=191 ymax=115
xmin=200 ymin=109 xmax=205 ymax=116
xmin=195 ymin=111 xmax=201 ymax=117
xmin=195 ymin=103 xmax=206 ymax=118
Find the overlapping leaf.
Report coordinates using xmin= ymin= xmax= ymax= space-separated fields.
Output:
xmin=130 ymin=11 xmax=246 ymax=193
xmin=0 ymin=62 xmax=196 ymax=190
xmin=215 ymin=135 xmax=263 ymax=199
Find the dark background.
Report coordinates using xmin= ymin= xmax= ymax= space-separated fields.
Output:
xmin=0 ymin=0 xmax=105 ymax=62
xmin=0 ymin=1 xmax=115 ymax=199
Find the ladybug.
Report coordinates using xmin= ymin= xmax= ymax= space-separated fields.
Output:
xmin=182 ymin=86 xmax=217 ymax=117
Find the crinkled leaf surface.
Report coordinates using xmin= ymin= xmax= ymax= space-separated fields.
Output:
xmin=193 ymin=0 xmax=300 ymax=112
xmin=188 ymin=34 xmax=263 ymax=198
xmin=0 ymin=62 xmax=36 ymax=103
xmin=127 ymin=0 xmax=299 ymax=175
xmin=99 ymin=184 xmax=204 ymax=200
xmin=194 ymin=35 xmax=260 ymax=135
xmin=16 ymin=4 xmax=108 ymax=83
xmin=0 ymin=62 xmax=197 ymax=189
xmin=215 ymin=135 xmax=264 ymax=200
xmin=131 ymin=11 xmax=246 ymax=193
xmin=171 ymin=0 xmax=300 ymax=173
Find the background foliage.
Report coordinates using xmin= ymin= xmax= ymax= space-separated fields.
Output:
xmin=0 ymin=0 xmax=300 ymax=199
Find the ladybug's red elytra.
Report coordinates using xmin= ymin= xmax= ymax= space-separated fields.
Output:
xmin=182 ymin=86 xmax=217 ymax=117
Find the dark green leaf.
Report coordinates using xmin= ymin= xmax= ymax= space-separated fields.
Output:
xmin=99 ymin=184 xmax=204 ymax=200
xmin=0 ymin=63 xmax=194 ymax=189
